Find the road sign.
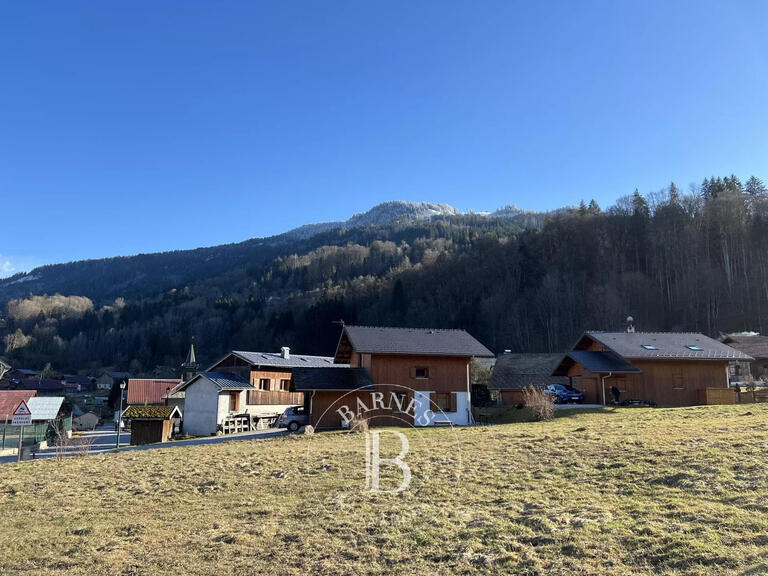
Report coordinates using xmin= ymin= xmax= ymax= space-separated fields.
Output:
xmin=12 ymin=400 xmax=32 ymax=427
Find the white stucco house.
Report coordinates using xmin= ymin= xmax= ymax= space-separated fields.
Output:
xmin=175 ymin=372 xmax=257 ymax=436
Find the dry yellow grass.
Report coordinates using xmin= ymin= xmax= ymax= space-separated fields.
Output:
xmin=1 ymin=404 xmax=768 ymax=575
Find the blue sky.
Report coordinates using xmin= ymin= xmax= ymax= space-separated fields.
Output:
xmin=2 ymin=1 xmax=768 ymax=275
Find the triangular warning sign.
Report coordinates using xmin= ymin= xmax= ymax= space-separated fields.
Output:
xmin=13 ymin=400 xmax=31 ymax=417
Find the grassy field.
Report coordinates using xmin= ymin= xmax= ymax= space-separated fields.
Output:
xmin=2 ymin=405 xmax=768 ymax=575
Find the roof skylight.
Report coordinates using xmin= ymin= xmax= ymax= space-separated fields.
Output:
xmin=642 ymin=344 xmax=658 ymax=350
xmin=686 ymin=345 xmax=703 ymax=351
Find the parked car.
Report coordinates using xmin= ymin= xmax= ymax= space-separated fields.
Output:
xmin=543 ymin=384 xmax=584 ymax=404
xmin=277 ymin=406 xmax=309 ymax=432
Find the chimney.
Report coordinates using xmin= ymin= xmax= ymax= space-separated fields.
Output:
xmin=626 ymin=316 xmax=635 ymax=333
xmin=281 ymin=346 xmax=290 ymax=359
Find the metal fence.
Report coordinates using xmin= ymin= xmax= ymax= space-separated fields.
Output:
xmin=0 ymin=416 xmax=72 ymax=451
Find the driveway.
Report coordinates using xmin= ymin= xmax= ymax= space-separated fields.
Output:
xmin=0 ymin=424 xmax=287 ymax=465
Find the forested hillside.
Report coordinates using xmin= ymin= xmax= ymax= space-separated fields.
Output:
xmin=2 ymin=176 xmax=767 ymax=375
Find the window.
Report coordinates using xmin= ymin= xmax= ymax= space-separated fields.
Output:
xmin=686 ymin=345 xmax=703 ymax=351
xmin=279 ymin=379 xmax=290 ymax=391
xmin=432 ymin=392 xmax=456 ymax=413
xmin=258 ymin=378 xmax=270 ymax=391
xmin=672 ymin=372 xmax=684 ymax=390
xmin=641 ymin=345 xmax=658 ymax=350
xmin=415 ymin=367 xmax=429 ymax=379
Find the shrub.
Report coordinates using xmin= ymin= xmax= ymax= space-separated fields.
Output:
xmin=523 ymin=386 xmax=554 ymax=421
xmin=348 ymin=414 xmax=369 ymax=433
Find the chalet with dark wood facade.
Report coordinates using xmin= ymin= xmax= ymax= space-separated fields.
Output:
xmin=294 ymin=325 xmax=494 ymax=428
xmin=488 ymin=353 xmax=568 ymax=405
xmin=553 ymin=331 xmax=752 ymax=406
xmin=176 ymin=348 xmax=341 ymax=436
xmin=207 ymin=348 xmax=336 ymax=416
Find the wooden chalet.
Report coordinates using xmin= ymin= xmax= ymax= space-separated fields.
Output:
xmin=206 ymin=348 xmax=335 ymax=417
xmin=553 ymin=331 xmax=752 ymax=406
xmin=720 ymin=333 xmax=767 ymax=382
xmin=293 ymin=325 xmax=494 ymax=428
xmin=488 ymin=353 xmax=568 ymax=405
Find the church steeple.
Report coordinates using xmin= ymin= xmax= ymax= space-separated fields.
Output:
xmin=181 ymin=341 xmax=200 ymax=382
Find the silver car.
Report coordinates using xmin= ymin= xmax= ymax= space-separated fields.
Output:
xmin=277 ymin=406 xmax=309 ymax=432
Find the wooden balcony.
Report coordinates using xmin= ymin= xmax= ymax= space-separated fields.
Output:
xmin=246 ymin=390 xmax=303 ymax=406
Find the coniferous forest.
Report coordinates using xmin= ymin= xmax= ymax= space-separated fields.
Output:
xmin=2 ymin=175 xmax=768 ymax=374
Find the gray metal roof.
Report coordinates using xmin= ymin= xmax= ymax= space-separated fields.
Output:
xmin=178 ymin=372 xmax=255 ymax=392
xmin=26 ymin=396 xmax=65 ymax=421
xmin=292 ymin=367 xmax=375 ymax=391
xmin=214 ymin=351 xmax=338 ymax=369
xmin=553 ymin=351 xmax=642 ymax=375
xmin=488 ymin=353 xmax=568 ymax=390
xmin=341 ymin=325 xmax=494 ymax=358
xmin=585 ymin=332 xmax=753 ymax=361
xmin=720 ymin=334 xmax=768 ymax=359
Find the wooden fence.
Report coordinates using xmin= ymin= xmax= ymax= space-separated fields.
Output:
xmin=735 ymin=387 xmax=768 ymax=404
xmin=698 ymin=388 xmax=737 ymax=405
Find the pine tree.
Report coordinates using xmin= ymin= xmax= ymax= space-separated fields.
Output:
xmin=746 ymin=176 xmax=767 ymax=196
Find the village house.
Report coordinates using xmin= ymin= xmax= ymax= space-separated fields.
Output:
xmin=488 ymin=353 xmax=568 ymax=405
xmin=293 ymin=325 xmax=494 ymax=429
xmin=0 ymin=391 xmax=70 ymax=450
xmin=95 ymin=371 xmax=132 ymax=391
xmin=552 ymin=331 xmax=752 ymax=406
xmin=7 ymin=368 xmax=38 ymax=383
xmin=720 ymin=333 xmax=768 ymax=383
xmin=174 ymin=372 xmax=256 ymax=436
xmin=126 ymin=378 xmax=183 ymax=406
xmin=0 ymin=390 xmax=37 ymax=422
xmin=62 ymin=375 xmax=96 ymax=392
xmin=72 ymin=411 xmax=100 ymax=431
xmin=177 ymin=348 xmax=338 ymax=436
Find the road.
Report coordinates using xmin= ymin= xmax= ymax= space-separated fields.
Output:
xmin=0 ymin=424 xmax=287 ymax=465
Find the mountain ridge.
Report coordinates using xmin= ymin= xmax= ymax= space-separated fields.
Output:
xmin=0 ymin=200 xmax=546 ymax=306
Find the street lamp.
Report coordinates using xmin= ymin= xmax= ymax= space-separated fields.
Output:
xmin=116 ymin=381 xmax=126 ymax=449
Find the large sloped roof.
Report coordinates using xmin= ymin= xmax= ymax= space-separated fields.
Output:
xmin=340 ymin=325 xmax=494 ymax=358
xmin=0 ymin=390 xmax=37 ymax=420
xmin=488 ymin=354 xmax=568 ymax=390
xmin=552 ymin=350 xmax=643 ymax=376
xmin=126 ymin=379 xmax=182 ymax=405
xmin=27 ymin=396 xmax=65 ymax=421
xmin=584 ymin=331 xmax=753 ymax=360
xmin=292 ymin=367 xmax=374 ymax=391
xmin=176 ymin=372 xmax=254 ymax=392
xmin=721 ymin=334 xmax=768 ymax=360
xmin=210 ymin=351 xmax=337 ymax=370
